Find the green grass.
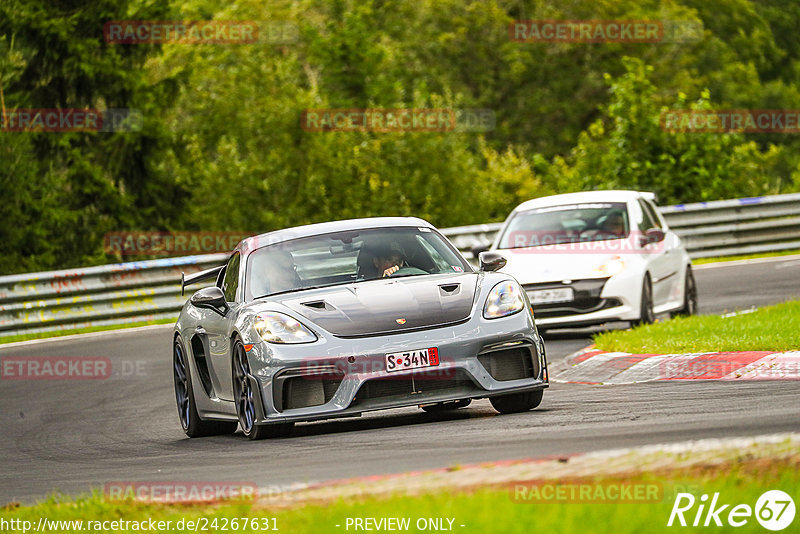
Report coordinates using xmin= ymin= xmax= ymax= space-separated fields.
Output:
xmin=693 ymin=249 xmax=800 ymax=265
xmin=594 ymin=300 xmax=800 ymax=354
xmin=2 ymin=458 xmax=797 ymax=533
xmin=0 ymin=318 xmax=175 ymax=345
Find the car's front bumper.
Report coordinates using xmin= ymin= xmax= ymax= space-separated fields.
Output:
xmin=243 ymin=310 xmax=547 ymax=424
xmin=525 ymin=270 xmax=644 ymax=328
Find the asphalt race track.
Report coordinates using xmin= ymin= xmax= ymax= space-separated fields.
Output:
xmin=1 ymin=256 xmax=799 ymax=503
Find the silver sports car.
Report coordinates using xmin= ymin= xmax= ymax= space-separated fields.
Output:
xmin=173 ymin=217 xmax=548 ymax=439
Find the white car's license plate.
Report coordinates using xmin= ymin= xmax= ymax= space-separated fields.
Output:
xmin=385 ymin=347 xmax=439 ymax=373
xmin=528 ymin=287 xmax=574 ymax=304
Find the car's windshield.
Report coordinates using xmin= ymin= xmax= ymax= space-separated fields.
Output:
xmin=246 ymin=226 xmax=470 ymax=299
xmin=497 ymin=202 xmax=630 ymax=249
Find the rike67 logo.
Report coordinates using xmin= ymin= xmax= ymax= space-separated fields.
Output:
xmin=668 ymin=490 xmax=795 ymax=531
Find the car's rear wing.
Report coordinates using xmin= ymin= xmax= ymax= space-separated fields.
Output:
xmin=181 ymin=265 xmax=223 ymax=296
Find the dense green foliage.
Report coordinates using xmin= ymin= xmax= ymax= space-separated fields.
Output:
xmin=2 ymin=0 xmax=800 ymax=273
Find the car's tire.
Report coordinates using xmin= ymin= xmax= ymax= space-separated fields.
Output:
xmin=631 ymin=274 xmax=655 ymax=327
xmin=489 ymin=389 xmax=543 ymax=414
xmin=232 ymin=338 xmax=294 ymax=440
xmin=421 ymin=399 xmax=472 ymax=413
xmin=673 ymin=266 xmax=698 ymax=317
xmin=173 ymin=335 xmax=237 ymax=437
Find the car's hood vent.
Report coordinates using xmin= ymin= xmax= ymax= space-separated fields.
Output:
xmin=278 ymin=273 xmax=478 ymax=337
xmin=301 ymin=300 xmax=330 ymax=310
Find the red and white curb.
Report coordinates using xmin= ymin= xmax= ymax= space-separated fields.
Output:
xmin=254 ymin=433 xmax=800 ymax=505
xmin=551 ymin=346 xmax=800 ymax=385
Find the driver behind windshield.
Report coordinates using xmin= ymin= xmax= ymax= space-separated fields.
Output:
xmin=600 ymin=211 xmax=626 ymax=237
xmin=373 ymin=243 xmax=406 ymax=277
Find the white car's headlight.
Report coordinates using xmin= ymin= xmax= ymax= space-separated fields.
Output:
xmin=592 ymin=256 xmax=625 ymax=277
xmin=255 ymin=312 xmax=317 ymax=344
xmin=483 ymin=281 xmax=525 ymax=319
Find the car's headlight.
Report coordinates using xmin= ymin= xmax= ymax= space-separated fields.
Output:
xmin=254 ymin=312 xmax=317 ymax=344
xmin=483 ymin=281 xmax=525 ymax=319
xmin=592 ymin=256 xmax=625 ymax=277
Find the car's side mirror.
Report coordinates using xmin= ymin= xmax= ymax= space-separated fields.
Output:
xmin=471 ymin=242 xmax=491 ymax=257
xmin=189 ymin=286 xmax=229 ymax=316
xmin=645 ymin=228 xmax=665 ymax=245
xmin=479 ymin=251 xmax=507 ymax=272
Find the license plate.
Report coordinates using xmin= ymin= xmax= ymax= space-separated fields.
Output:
xmin=385 ymin=347 xmax=439 ymax=373
xmin=528 ymin=287 xmax=574 ymax=304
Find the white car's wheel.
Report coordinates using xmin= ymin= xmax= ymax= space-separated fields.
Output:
xmin=674 ymin=266 xmax=698 ymax=317
xmin=631 ymin=274 xmax=655 ymax=327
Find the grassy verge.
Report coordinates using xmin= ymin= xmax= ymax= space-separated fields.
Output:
xmin=693 ymin=249 xmax=800 ymax=265
xmin=593 ymin=300 xmax=800 ymax=353
xmin=2 ymin=457 xmax=797 ymax=533
xmin=0 ymin=318 xmax=175 ymax=345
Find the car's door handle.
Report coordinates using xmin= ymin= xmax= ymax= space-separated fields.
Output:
xmin=195 ymin=326 xmax=206 ymax=335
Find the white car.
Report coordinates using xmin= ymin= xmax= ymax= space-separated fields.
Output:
xmin=486 ymin=190 xmax=697 ymax=329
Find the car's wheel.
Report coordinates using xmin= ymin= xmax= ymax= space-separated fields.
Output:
xmin=232 ymin=338 xmax=293 ymax=440
xmin=489 ymin=389 xmax=543 ymax=414
xmin=674 ymin=266 xmax=698 ymax=317
xmin=173 ymin=335 xmax=237 ymax=437
xmin=631 ymin=274 xmax=655 ymax=327
xmin=421 ymin=399 xmax=472 ymax=413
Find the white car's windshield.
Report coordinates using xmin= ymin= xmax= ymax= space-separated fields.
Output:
xmin=246 ymin=227 xmax=470 ymax=299
xmin=497 ymin=202 xmax=630 ymax=249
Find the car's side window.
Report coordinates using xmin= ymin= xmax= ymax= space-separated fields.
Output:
xmin=221 ymin=253 xmax=241 ymax=302
xmin=643 ymin=199 xmax=665 ymax=228
xmin=637 ymin=200 xmax=657 ymax=232
xmin=415 ymin=236 xmax=449 ymax=272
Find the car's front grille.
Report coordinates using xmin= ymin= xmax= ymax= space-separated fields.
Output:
xmin=274 ymin=367 xmax=344 ymax=411
xmin=524 ymin=278 xmax=621 ymax=318
xmin=533 ymin=298 xmax=622 ymax=318
xmin=352 ymin=369 xmax=472 ymax=405
xmin=282 ymin=377 xmax=342 ymax=410
xmin=478 ymin=346 xmax=537 ymax=381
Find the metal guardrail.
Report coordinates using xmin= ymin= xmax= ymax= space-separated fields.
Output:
xmin=1 ymin=193 xmax=798 ymax=339
xmin=659 ymin=193 xmax=800 ymax=258
xmin=0 ymin=255 xmax=226 ymax=339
